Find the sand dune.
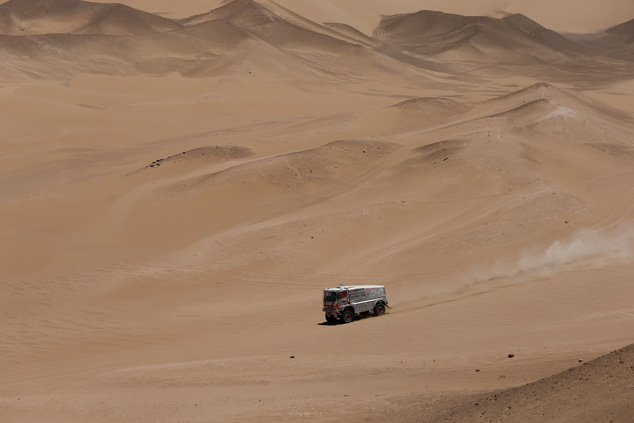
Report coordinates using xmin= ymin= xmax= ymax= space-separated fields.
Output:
xmin=2 ymin=1 xmax=634 ymax=422
xmin=1 ymin=0 xmax=632 ymax=81
xmin=0 ymin=0 xmax=182 ymax=35
xmin=132 ymin=145 xmax=254 ymax=174
xmin=607 ymin=17 xmax=634 ymax=41
xmin=502 ymin=14 xmax=583 ymax=52
xmin=181 ymin=0 xmax=276 ymax=27
xmin=375 ymin=10 xmax=582 ymax=61
xmin=322 ymin=22 xmax=378 ymax=47
xmin=0 ymin=0 xmax=409 ymax=80
xmin=599 ymin=18 xmax=634 ymax=60
xmin=183 ymin=0 xmax=362 ymax=60
xmin=393 ymin=97 xmax=472 ymax=116
xmin=93 ymin=0 xmax=634 ymax=34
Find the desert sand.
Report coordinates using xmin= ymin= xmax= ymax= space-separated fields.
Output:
xmin=1 ymin=1 xmax=634 ymax=422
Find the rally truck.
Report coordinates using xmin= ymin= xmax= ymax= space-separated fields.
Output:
xmin=322 ymin=285 xmax=388 ymax=324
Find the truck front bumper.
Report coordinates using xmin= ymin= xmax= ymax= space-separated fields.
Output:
xmin=323 ymin=308 xmax=340 ymax=317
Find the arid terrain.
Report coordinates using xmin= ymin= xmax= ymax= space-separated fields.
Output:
xmin=1 ymin=1 xmax=634 ymax=422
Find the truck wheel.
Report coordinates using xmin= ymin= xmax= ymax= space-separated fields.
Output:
xmin=342 ymin=309 xmax=354 ymax=324
xmin=325 ymin=314 xmax=336 ymax=324
xmin=374 ymin=303 xmax=386 ymax=316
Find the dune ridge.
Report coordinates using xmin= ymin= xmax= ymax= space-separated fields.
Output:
xmin=0 ymin=0 xmax=183 ymax=35
xmin=374 ymin=9 xmax=584 ymax=63
xmin=606 ymin=17 xmax=634 ymax=41
xmin=0 ymin=0 xmax=632 ymax=81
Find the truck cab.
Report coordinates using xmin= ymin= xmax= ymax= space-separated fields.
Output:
xmin=323 ymin=285 xmax=388 ymax=324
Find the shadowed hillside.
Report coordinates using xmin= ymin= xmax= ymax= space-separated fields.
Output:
xmin=0 ymin=0 xmax=632 ymax=81
xmin=0 ymin=0 xmax=182 ymax=35
xmin=607 ymin=18 xmax=634 ymax=42
xmin=181 ymin=0 xmax=275 ymax=27
xmin=374 ymin=10 xmax=583 ymax=61
xmin=0 ymin=0 xmax=408 ymax=80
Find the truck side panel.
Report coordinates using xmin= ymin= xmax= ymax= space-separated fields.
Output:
xmin=349 ymin=287 xmax=386 ymax=313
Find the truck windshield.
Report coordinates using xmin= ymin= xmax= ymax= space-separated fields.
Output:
xmin=323 ymin=291 xmax=337 ymax=302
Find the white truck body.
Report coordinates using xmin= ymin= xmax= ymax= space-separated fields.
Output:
xmin=322 ymin=285 xmax=388 ymax=323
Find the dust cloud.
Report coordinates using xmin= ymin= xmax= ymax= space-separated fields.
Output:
xmin=469 ymin=225 xmax=634 ymax=284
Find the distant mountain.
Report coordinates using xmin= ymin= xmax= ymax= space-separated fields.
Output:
xmin=374 ymin=10 xmax=582 ymax=61
xmin=323 ymin=22 xmax=378 ymax=47
xmin=0 ymin=0 xmax=182 ymax=36
xmin=502 ymin=13 xmax=582 ymax=52
xmin=0 ymin=0 xmax=631 ymax=81
xmin=180 ymin=0 xmax=357 ymax=53
xmin=180 ymin=0 xmax=275 ymax=27
xmin=0 ymin=0 xmax=381 ymax=80
xmin=567 ymin=17 xmax=634 ymax=61
xmin=606 ymin=18 xmax=634 ymax=42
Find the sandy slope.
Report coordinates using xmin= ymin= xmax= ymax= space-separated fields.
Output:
xmin=1 ymin=1 xmax=634 ymax=422
xmin=0 ymin=0 xmax=183 ymax=35
xmin=1 ymin=0 xmax=631 ymax=83
xmin=441 ymin=343 xmax=634 ymax=422
xmin=375 ymin=11 xmax=584 ymax=59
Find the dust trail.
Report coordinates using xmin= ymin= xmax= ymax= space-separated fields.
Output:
xmin=389 ymin=225 xmax=634 ymax=311
xmin=467 ymin=225 xmax=634 ymax=285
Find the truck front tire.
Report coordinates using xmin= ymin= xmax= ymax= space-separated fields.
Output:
xmin=374 ymin=303 xmax=386 ymax=316
xmin=341 ymin=309 xmax=354 ymax=324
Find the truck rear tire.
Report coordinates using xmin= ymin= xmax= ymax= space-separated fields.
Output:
xmin=374 ymin=303 xmax=386 ymax=316
xmin=342 ymin=309 xmax=354 ymax=324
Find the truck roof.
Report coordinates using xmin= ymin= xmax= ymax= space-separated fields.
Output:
xmin=324 ymin=285 xmax=385 ymax=290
